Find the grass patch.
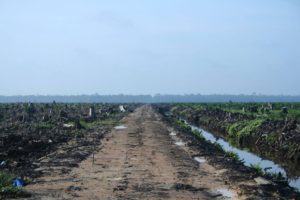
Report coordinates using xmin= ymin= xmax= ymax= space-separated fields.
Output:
xmin=250 ymin=164 xmax=264 ymax=176
xmin=191 ymin=129 xmax=206 ymax=141
xmin=225 ymin=151 xmax=240 ymax=162
xmin=265 ymin=171 xmax=285 ymax=181
xmin=265 ymin=132 xmax=278 ymax=144
xmin=174 ymin=120 xmax=192 ymax=132
xmin=227 ymin=119 xmax=265 ymax=146
xmin=213 ymin=142 xmax=223 ymax=152
xmin=0 ymin=172 xmax=27 ymax=198
xmin=79 ymin=117 xmax=120 ymax=129
xmin=33 ymin=122 xmax=55 ymax=129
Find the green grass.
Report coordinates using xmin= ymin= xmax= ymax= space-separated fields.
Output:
xmin=0 ymin=171 xmax=24 ymax=198
xmin=265 ymin=171 xmax=285 ymax=181
xmin=191 ymin=129 xmax=206 ymax=141
xmin=250 ymin=164 xmax=264 ymax=176
xmin=287 ymin=109 xmax=300 ymax=120
xmin=33 ymin=122 xmax=55 ymax=129
xmin=227 ymin=119 xmax=265 ymax=146
xmin=213 ymin=142 xmax=224 ymax=152
xmin=174 ymin=120 xmax=192 ymax=132
xmin=265 ymin=132 xmax=278 ymax=144
xmin=225 ymin=151 xmax=240 ymax=162
xmin=79 ymin=117 xmax=120 ymax=129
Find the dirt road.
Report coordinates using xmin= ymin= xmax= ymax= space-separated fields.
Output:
xmin=25 ymin=105 xmax=239 ymax=199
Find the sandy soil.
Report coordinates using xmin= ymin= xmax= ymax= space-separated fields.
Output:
xmin=24 ymin=105 xmax=241 ymax=200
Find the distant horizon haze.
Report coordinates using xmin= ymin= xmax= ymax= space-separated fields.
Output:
xmin=1 ymin=94 xmax=300 ymax=103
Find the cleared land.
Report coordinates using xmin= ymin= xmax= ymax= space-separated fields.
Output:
xmin=24 ymin=106 xmax=241 ymax=199
xmin=1 ymin=105 xmax=299 ymax=199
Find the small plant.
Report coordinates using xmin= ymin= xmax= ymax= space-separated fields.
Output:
xmin=250 ymin=164 xmax=264 ymax=175
xmin=225 ymin=151 xmax=240 ymax=162
xmin=213 ymin=142 xmax=223 ymax=152
xmin=174 ymin=120 xmax=191 ymax=132
xmin=191 ymin=129 xmax=206 ymax=141
xmin=265 ymin=171 xmax=285 ymax=181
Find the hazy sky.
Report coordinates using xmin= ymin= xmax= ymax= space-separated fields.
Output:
xmin=0 ymin=0 xmax=299 ymax=95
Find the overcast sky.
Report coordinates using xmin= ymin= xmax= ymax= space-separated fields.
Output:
xmin=0 ymin=0 xmax=299 ymax=95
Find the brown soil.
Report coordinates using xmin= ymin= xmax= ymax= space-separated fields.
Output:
xmin=23 ymin=106 xmax=245 ymax=200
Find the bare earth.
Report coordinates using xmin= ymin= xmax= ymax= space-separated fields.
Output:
xmin=24 ymin=106 xmax=242 ymax=200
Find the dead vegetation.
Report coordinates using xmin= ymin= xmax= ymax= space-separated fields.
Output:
xmin=0 ymin=103 xmax=137 ymax=198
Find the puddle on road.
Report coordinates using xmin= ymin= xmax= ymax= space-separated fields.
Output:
xmin=114 ymin=125 xmax=127 ymax=130
xmin=194 ymin=157 xmax=206 ymax=163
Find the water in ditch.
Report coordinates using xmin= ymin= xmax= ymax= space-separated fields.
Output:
xmin=185 ymin=122 xmax=300 ymax=190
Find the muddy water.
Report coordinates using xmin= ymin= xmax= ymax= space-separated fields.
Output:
xmin=185 ymin=122 xmax=300 ymax=190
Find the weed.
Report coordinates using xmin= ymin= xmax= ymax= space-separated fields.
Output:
xmin=79 ymin=117 xmax=119 ymax=129
xmin=213 ymin=142 xmax=223 ymax=152
xmin=174 ymin=120 xmax=191 ymax=132
xmin=250 ymin=164 xmax=264 ymax=176
xmin=191 ymin=129 xmax=205 ymax=141
xmin=225 ymin=151 xmax=240 ymax=162
xmin=34 ymin=122 xmax=55 ymax=129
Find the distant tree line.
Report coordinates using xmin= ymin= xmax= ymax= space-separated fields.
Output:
xmin=0 ymin=94 xmax=300 ymax=103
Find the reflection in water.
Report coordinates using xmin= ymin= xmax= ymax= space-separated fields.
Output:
xmin=186 ymin=122 xmax=300 ymax=190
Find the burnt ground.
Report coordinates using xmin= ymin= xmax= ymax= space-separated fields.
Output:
xmin=0 ymin=103 xmax=136 ymax=199
xmin=0 ymin=103 xmax=136 ymax=178
xmin=21 ymin=105 xmax=300 ymax=200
